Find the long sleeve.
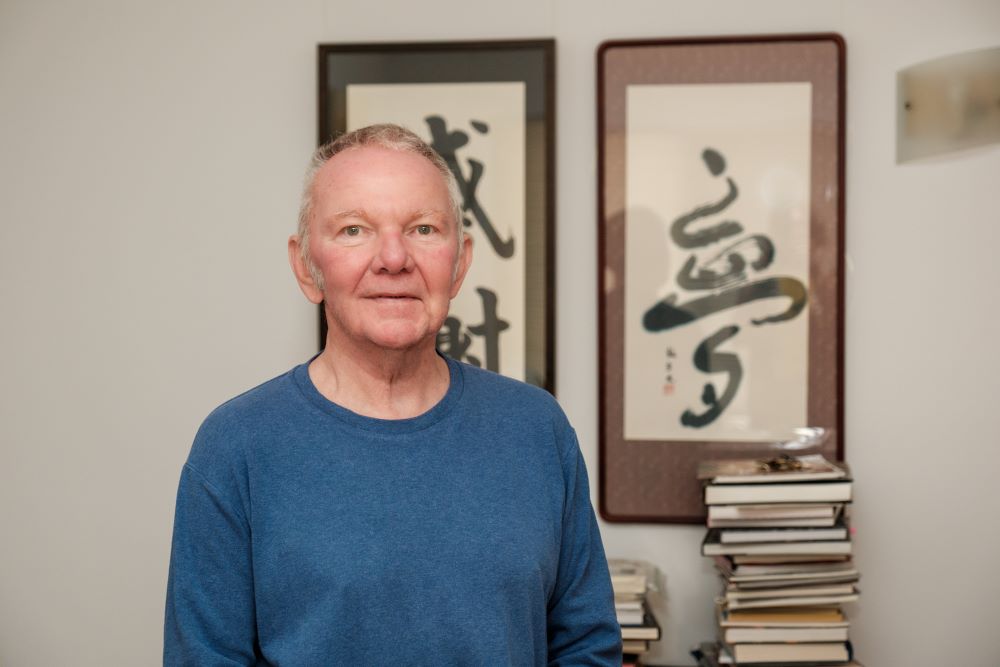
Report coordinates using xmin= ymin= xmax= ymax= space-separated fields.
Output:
xmin=546 ymin=428 xmax=622 ymax=666
xmin=164 ymin=463 xmax=258 ymax=666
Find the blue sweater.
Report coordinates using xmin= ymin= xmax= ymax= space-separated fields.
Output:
xmin=164 ymin=357 xmax=621 ymax=666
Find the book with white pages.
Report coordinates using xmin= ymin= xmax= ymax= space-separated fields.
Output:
xmin=703 ymin=530 xmax=852 ymax=557
xmin=620 ymin=607 xmax=661 ymax=640
xmin=621 ymin=639 xmax=649 ymax=655
xmin=698 ymin=640 xmax=863 ymax=667
xmin=718 ymin=605 xmax=849 ymax=627
xmin=698 ymin=455 xmax=847 ymax=484
xmin=616 ymin=600 xmax=643 ymax=610
xmin=704 ymin=541 xmax=852 ymax=557
xmin=719 ymin=519 xmax=848 ymax=544
xmin=729 ymin=571 xmax=860 ymax=588
xmin=709 ymin=503 xmax=842 ymax=520
xmin=715 ymin=556 xmax=857 ymax=579
xmin=722 ymin=625 xmax=849 ymax=643
xmin=709 ymin=516 xmax=840 ymax=528
xmin=608 ymin=558 xmax=651 ymax=595
xmin=615 ymin=599 xmax=644 ymax=624
xmin=726 ymin=591 xmax=859 ymax=609
xmin=725 ymin=583 xmax=856 ymax=601
xmin=732 ymin=553 xmax=851 ymax=565
xmin=616 ymin=607 xmax=644 ymax=625
xmin=720 ymin=640 xmax=851 ymax=664
xmin=705 ymin=481 xmax=852 ymax=505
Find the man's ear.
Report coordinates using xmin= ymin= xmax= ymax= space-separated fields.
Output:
xmin=288 ymin=235 xmax=324 ymax=305
xmin=449 ymin=233 xmax=474 ymax=299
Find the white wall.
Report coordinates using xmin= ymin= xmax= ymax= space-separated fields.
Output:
xmin=1 ymin=1 xmax=998 ymax=665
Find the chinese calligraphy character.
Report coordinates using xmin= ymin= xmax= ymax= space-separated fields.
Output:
xmin=680 ymin=325 xmax=742 ymax=427
xmin=437 ymin=288 xmax=510 ymax=372
xmin=425 ymin=115 xmax=515 ymax=258
xmin=644 ymin=148 xmax=808 ymax=427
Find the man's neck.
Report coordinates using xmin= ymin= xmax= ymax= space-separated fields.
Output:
xmin=307 ymin=340 xmax=450 ymax=420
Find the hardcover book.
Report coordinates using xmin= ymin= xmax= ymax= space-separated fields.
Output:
xmin=723 ymin=625 xmax=849 ymax=643
xmin=709 ymin=503 xmax=843 ymax=520
xmin=726 ymin=591 xmax=859 ymax=610
xmin=719 ymin=517 xmax=848 ymax=544
xmin=704 ymin=481 xmax=853 ymax=506
xmin=608 ymin=558 xmax=651 ymax=596
xmin=717 ymin=557 xmax=856 ymax=578
xmin=728 ymin=571 xmax=860 ymax=589
xmin=721 ymin=639 xmax=851 ymax=664
xmin=732 ymin=554 xmax=852 ymax=565
xmin=702 ymin=529 xmax=853 ymax=557
xmin=720 ymin=605 xmax=848 ymax=626
xmin=698 ymin=454 xmax=847 ymax=484
xmin=725 ymin=583 xmax=857 ymax=602
xmin=620 ymin=607 xmax=661 ymax=641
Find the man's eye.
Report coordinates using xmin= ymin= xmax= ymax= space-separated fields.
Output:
xmin=344 ymin=225 xmax=361 ymax=237
xmin=416 ymin=225 xmax=433 ymax=235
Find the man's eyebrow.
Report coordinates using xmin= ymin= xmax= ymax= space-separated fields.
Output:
xmin=411 ymin=209 xmax=450 ymax=222
xmin=331 ymin=209 xmax=450 ymax=222
xmin=332 ymin=209 xmax=369 ymax=221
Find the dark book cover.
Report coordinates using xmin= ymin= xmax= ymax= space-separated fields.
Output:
xmin=619 ymin=605 xmax=661 ymax=641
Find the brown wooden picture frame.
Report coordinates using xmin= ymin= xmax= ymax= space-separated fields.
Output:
xmin=317 ymin=40 xmax=556 ymax=393
xmin=597 ymin=34 xmax=846 ymax=523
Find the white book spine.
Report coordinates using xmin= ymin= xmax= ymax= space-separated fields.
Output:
xmin=703 ymin=540 xmax=853 ymax=556
xmin=705 ymin=482 xmax=852 ymax=505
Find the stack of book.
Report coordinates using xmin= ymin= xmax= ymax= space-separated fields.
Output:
xmin=608 ymin=558 xmax=661 ymax=665
xmin=696 ymin=454 xmax=862 ymax=666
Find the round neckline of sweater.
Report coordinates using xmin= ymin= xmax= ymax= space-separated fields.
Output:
xmin=292 ymin=352 xmax=464 ymax=434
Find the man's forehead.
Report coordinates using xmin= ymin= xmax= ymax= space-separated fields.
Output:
xmin=311 ymin=146 xmax=451 ymax=210
xmin=316 ymin=145 xmax=441 ymax=182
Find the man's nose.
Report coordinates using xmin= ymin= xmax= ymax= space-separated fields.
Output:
xmin=373 ymin=231 xmax=414 ymax=274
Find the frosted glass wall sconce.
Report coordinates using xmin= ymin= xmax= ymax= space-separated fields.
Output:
xmin=897 ymin=45 xmax=1000 ymax=162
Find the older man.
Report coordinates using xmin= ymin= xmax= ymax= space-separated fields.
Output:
xmin=164 ymin=124 xmax=621 ymax=665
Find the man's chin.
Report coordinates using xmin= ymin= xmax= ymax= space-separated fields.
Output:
xmin=364 ymin=326 xmax=435 ymax=353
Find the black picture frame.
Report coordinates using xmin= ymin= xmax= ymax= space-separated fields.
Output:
xmin=317 ymin=39 xmax=556 ymax=393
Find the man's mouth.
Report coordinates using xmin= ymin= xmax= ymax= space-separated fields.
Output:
xmin=369 ymin=294 xmax=418 ymax=302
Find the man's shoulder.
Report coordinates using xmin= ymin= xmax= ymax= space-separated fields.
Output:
xmin=189 ymin=364 xmax=304 ymax=461
xmin=454 ymin=360 xmax=566 ymax=421
xmin=457 ymin=360 xmax=553 ymax=397
xmin=204 ymin=365 xmax=302 ymax=424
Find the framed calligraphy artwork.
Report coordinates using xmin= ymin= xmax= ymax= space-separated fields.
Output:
xmin=597 ymin=35 xmax=846 ymax=523
xmin=317 ymin=40 xmax=556 ymax=392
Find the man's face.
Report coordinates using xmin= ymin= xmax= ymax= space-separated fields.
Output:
xmin=293 ymin=146 xmax=471 ymax=353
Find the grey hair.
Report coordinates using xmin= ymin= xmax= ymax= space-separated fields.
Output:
xmin=296 ymin=123 xmax=465 ymax=289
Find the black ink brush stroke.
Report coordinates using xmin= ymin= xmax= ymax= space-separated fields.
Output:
xmin=675 ymin=234 xmax=776 ymax=290
xmin=643 ymin=276 xmax=807 ymax=332
xmin=681 ymin=325 xmax=742 ymax=428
